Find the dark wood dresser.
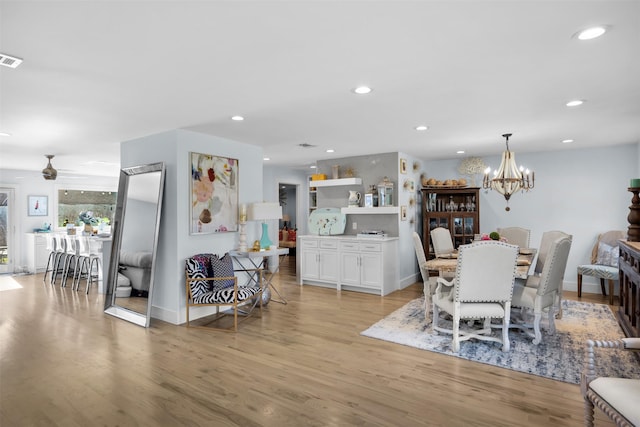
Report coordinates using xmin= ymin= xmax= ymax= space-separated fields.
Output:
xmin=618 ymin=240 xmax=640 ymax=337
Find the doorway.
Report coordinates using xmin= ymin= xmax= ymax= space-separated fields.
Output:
xmin=0 ymin=188 xmax=15 ymax=274
xmin=278 ymin=182 xmax=298 ymax=257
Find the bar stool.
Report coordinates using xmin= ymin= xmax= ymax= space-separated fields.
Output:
xmin=73 ymin=236 xmax=102 ymax=293
xmin=61 ymin=235 xmax=80 ymax=287
xmin=42 ymin=234 xmax=58 ymax=284
xmin=50 ymin=234 xmax=68 ymax=285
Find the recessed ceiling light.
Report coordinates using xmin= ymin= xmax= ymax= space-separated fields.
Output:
xmin=562 ymin=139 xmax=574 ymax=144
xmin=310 ymin=165 xmax=317 ymax=169
xmin=326 ymin=149 xmax=335 ymax=153
xmin=231 ymin=115 xmax=244 ymax=121
xmin=263 ymin=157 xmax=270 ymax=161
xmin=415 ymin=125 xmax=429 ymax=131
xmin=566 ymin=100 xmax=585 ymax=107
xmin=0 ymin=132 xmax=11 ymax=137
xmin=577 ymin=26 xmax=607 ymax=40
xmin=352 ymin=86 xmax=372 ymax=95
xmin=456 ymin=150 xmax=465 ymax=154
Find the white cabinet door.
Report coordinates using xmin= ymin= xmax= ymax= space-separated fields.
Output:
xmin=340 ymin=251 xmax=360 ymax=286
xmin=318 ymin=250 xmax=338 ymax=282
xmin=34 ymin=234 xmax=49 ymax=271
xmin=300 ymin=246 xmax=320 ymax=280
xmin=360 ymin=251 xmax=382 ymax=289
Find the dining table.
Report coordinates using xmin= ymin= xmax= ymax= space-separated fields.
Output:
xmin=424 ymin=247 xmax=537 ymax=280
xmin=422 ymin=247 xmax=537 ymax=323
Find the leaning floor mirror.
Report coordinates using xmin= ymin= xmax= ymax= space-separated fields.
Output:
xmin=104 ymin=162 xmax=165 ymax=327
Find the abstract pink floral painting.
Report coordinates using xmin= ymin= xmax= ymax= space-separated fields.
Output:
xmin=190 ymin=152 xmax=239 ymax=234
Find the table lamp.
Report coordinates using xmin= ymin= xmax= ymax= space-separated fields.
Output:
xmin=248 ymin=202 xmax=282 ymax=250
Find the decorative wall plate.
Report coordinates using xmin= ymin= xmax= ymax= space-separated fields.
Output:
xmin=308 ymin=207 xmax=347 ymax=235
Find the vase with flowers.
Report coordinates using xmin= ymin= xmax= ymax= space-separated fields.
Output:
xmin=79 ymin=211 xmax=99 ymax=235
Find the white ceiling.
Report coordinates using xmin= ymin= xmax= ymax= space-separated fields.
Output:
xmin=1 ymin=1 xmax=639 ymax=179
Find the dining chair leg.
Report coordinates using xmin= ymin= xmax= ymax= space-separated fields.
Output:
xmin=577 ymin=273 xmax=583 ymax=297
xmin=599 ymin=278 xmax=607 ymax=296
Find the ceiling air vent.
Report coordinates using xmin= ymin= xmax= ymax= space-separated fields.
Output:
xmin=0 ymin=53 xmax=23 ymax=69
xmin=298 ymin=143 xmax=317 ymax=148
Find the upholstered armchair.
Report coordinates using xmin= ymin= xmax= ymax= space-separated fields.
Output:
xmin=430 ymin=227 xmax=455 ymax=258
xmin=185 ymin=253 xmax=263 ymax=332
xmin=582 ymin=338 xmax=640 ymax=427
xmin=577 ymin=230 xmax=625 ymax=305
xmin=497 ymin=227 xmax=531 ymax=248
xmin=432 ymin=240 xmax=519 ymax=353
xmin=510 ymin=235 xmax=572 ymax=344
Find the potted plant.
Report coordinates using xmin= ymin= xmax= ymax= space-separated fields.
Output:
xmin=78 ymin=211 xmax=99 ymax=235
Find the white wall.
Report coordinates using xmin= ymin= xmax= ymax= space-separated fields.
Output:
xmin=121 ymin=129 xmax=263 ymax=324
xmin=424 ymin=143 xmax=636 ymax=294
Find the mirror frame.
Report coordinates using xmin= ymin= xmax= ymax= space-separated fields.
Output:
xmin=104 ymin=162 xmax=165 ymax=327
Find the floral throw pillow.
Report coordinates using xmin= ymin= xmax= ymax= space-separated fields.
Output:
xmin=210 ymin=253 xmax=235 ymax=290
xmin=596 ymin=242 xmax=620 ymax=267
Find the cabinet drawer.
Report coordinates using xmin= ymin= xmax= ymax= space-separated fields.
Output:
xmin=340 ymin=241 xmax=359 ymax=251
xmin=300 ymin=239 xmax=318 ymax=249
xmin=319 ymin=240 xmax=338 ymax=249
xmin=359 ymin=242 xmax=382 ymax=252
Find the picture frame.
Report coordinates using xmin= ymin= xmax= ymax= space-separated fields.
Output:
xmin=190 ymin=152 xmax=239 ymax=234
xmin=401 ymin=205 xmax=407 ymax=221
xmin=400 ymin=158 xmax=408 ymax=174
xmin=364 ymin=193 xmax=373 ymax=208
xmin=28 ymin=195 xmax=48 ymax=216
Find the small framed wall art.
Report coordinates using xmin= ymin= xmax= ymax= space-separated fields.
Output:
xmin=400 ymin=158 xmax=408 ymax=174
xmin=28 ymin=195 xmax=48 ymax=216
xmin=401 ymin=205 xmax=407 ymax=221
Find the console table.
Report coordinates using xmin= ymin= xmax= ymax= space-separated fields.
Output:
xmin=229 ymin=248 xmax=289 ymax=304
xmin=618 ymin=240 xmax=640 ymax=337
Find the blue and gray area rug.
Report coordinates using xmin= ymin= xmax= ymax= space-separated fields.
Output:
xmin=361 ymin=298 xmax=640 ymax=384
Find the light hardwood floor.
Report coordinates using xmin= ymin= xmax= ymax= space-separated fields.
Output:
xmin=0 ymin=257 xmax=618 ymax=426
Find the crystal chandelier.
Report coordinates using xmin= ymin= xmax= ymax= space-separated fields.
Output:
xmin=482 ymin=133 xmax=534 ymax=211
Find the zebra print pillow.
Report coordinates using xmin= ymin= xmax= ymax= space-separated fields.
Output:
xmin=185 ymin=254 xmax=213 ymax=298
xmin=210 ymin=253 xmax=235 ymax=290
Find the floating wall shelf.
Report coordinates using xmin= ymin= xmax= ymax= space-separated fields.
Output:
xmin=312 ymin=178 xmax=362 ymax=187
xmin=341 ymin=207 xmax=399 ymax=214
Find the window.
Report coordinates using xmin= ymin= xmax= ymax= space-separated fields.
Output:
xmin=57 ymin=189 xmax=117 ymax=227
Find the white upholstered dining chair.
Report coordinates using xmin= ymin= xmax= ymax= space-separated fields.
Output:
xmin=582 ymin=338 xmax=640 ymax=427
xmin=510 ymin=234 xmax=572 ymax=345
xmin=497 ymin=227 xmax=531 ymax=248
xmin=413 ymin=232 xmax=437 ymax=321
xmin=430 ymin=227 xmax=455 ymax=258
xmin=518 ymin=230 xmax=572 ymax=318
xmin=431 ymin=240 xmax=519 ymax=353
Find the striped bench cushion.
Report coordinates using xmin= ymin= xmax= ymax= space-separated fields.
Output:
xmin=577 ymin=264 xmax=619 ymax=280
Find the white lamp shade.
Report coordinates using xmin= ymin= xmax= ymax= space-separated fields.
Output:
xmin=248 ymin=202 xmax=282 ymax=221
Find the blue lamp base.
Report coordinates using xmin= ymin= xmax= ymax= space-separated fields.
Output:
xmin=259 ymin=222 xmax=272 ymax=249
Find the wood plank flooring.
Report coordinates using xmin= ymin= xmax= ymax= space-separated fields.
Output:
xmin=0 ymin=257 xmax=618 ymax=426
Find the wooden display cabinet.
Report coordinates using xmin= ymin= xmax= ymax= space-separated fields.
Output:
xmin=421 ymin=187 xmax=480 ymax=259
xmin=618 ymin=240 xmax=640 ymax=337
